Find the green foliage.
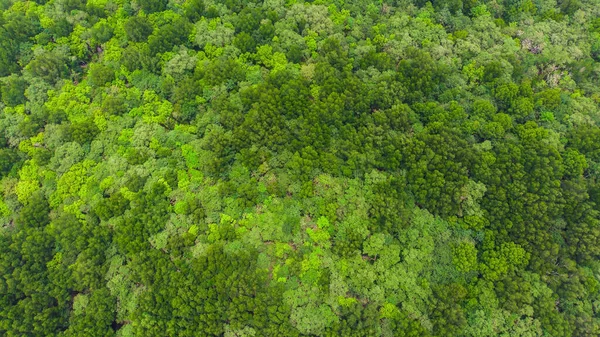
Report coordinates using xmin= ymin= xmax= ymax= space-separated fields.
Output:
xmin=69 ymin=119 xmax=100 ymax=144
xmin=17 ymin=190 xmax=50 ymax=228
xmin=137 ymin=0 xmax=167 ymax=14
xmin=124 ymin=16 xmax=153 ymax=43
xmin=1 ymin=75 xmax=27 ymax=106
xmin=148 ymin=17 xmax=192 ymax=55
xmin=25 ymin=49 xmax=69 ymax=84
xmin=88 ymin=63 xmax=115 ymax=87
xmin=453 ymin=240 xmax=478 ymax=272
xmin=1 ymin=0 xmax=600 ymax=336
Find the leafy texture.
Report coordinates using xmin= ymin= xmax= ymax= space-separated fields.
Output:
xmin=1 ymin=0 xmax=600 ymax=336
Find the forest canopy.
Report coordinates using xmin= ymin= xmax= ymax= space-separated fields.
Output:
xmin=1 ymin=0 xmax=600 ymax=336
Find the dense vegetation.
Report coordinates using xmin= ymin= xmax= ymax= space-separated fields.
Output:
xmin=1 ymin=0 xmax=600 ymax=335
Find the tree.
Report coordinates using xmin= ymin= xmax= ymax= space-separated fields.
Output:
xmin=0 ymin=75 xmax=27 ymax=106
xmin=25 ymin=49 xmax=69 ymax=84
xmin=137 ymin=0 xmax=168 ymax=13
xmin=184 ymin=0 xmax=206 ymax=22
xmin=87 ymin=63 xmax=115 ymax=87
xmin=148 ymin=17 xmax=192 ymax=55
xmin=124 ymin=16 xmax=153 ymax=42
